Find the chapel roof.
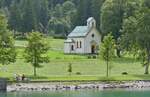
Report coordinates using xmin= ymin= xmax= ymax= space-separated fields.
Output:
xmin=68 ymin=26 xmax=90 ymax=37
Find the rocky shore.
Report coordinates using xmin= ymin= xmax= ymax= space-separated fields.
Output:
xmin=7 ymin=81 xmax=150 ymax=92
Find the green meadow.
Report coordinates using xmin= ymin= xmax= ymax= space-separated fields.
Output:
xmin=0 ymin=38 xmax=149 ymax=81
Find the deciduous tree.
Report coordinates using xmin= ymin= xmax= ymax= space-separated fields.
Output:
xmin=0 ymin=14 xmax=16 ymax=66
xmin=100 ymin=33 xmax=115 ymax=77
xmin=24 ymin=32 xmax=49 ymax=76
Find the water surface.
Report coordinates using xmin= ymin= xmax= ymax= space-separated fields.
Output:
xmin=0 ymin=89 xmax=150 ymax=97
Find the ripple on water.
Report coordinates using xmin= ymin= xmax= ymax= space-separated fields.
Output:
xmin=1 ymin=89 xmax=150 ymax=97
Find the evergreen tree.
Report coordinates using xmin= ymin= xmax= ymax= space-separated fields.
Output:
xmin=0 ymin=0 xmax=12 ymax=8
xmin=76 ymin=0 xmax=92 ymax=25
xmin=144 ymin=0 xmax=150 ymax=8
xmin=39 ymin=0 xmax=49 ymax=34
xmin=8 ymin=0 xmax=22 ymax=32
xmin=31 ymin=0 xmax=41 ymax=31
xmin=91 ymin=0 xmax=105 ymax=30
xmin=48 ymin=1 xmax=77 ymax=36
xmin=21 ymin=0 xmax=35 ymax=33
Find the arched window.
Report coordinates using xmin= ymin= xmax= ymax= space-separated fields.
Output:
xmin=80 ymin=41 xmax=82 ymax=48
xmin=92 ymin=22 xmax=95 ymax=27
xmin=71 ymin=45 xmax=74 ymax=51
xmin=77 ymin=41 xmax=79 ymax=48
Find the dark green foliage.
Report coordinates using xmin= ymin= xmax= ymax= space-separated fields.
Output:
xmin=22 ymin=0 xmax=35 ymax=33
xmin=0 ymin=0 xmax=106 ymax=37
xmin=75 ymin=0 xmax=92 ymax=26
xmin=122 ymin=4 xmax=150 ymax=74
xmin=101 ymin=0 xmax=127 ymax=57
xmin=101 ymin=0 xmax=141 ymax=57
xmin=91 ymin=0 xmax=105 ymax=30
xmin=48 ymin=1 xmax=77 ymax=36
xmin=0 ymin=0 xmax=12 ymax=8
xmin=101 ymin=0 xmax=130 ymax=39
xmin=39 ymin=0 xmax=49 ymax=33
xmin=8 ymin=0 xmax=22 ymax=32
xmin=4 ymin=0 xmax=49 ymax=35
xmin=144 ymin=0 xmax=150 ymax=8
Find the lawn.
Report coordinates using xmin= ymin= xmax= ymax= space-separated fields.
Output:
xmin=0 ymin=38 xmax=149 ymax=81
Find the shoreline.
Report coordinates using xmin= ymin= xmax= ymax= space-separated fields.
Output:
xmin=7 ymin=81 xmax=150 ymax=92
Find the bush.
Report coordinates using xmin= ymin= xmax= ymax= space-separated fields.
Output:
xmin=55 ymin=57 xmax=61 ymax=59
xmin=76 ymin=72 xmax=81 ymax=75
xmin=87 ymin=56 xmax=92 ymax=59
xmin=122 ymin=72 xmax=128 ymax=75
xmin=93 ymin=55 xmax=97 ymax=59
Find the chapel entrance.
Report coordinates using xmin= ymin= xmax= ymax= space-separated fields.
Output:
xmin=91 ymin=40 xmax=98 ymax=54
xmin=91 ymin=45 xmax=96 ymax=54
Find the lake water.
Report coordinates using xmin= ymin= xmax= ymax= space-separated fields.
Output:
xmin=0 ymin=89 xmax=150 ymax=97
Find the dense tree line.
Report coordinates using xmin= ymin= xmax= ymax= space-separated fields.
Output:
xmin=0 ymin=0 xmax=105 ymax=37
xmin=100 ymin=0 xmax=150 ymax=74
xmin=121 ymin=0 xmax=150 ymax=74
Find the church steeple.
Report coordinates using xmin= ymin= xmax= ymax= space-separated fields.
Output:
xmin=87 ymin=17 xmax=96 ymax=29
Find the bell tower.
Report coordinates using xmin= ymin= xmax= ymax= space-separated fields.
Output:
xmin=87 ymin=17 xmax=96 ymax=29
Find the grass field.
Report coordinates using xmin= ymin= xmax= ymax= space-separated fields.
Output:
xmin=0 ymin=38 xmax=149 ymax=81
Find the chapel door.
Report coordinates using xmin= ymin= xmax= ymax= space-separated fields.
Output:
xmin=91 ymin=45 xmax=96 ymax=54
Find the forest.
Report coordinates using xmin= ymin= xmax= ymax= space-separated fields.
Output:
xmin=0 ymin=0 xmax=105 ymax=37
xmin=0 ymin=0 xmax=149 ymax=37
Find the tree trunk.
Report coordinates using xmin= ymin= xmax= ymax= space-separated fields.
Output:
xmin=116 ymin=48 xmax=121 ymax=58
xmin=34 ymin=66 xmax=37 ymax=77
xmin=106 ymin=60 xmax=109 ymax=77
xmin=145 ymin=50 xmax=150 ymax=74
xmin=69 ymin=72 xmax=71 ymax=76
xmin=145 ymin=64 xmax=149 ymax=74
xmin=106 ymin=49 xmax=109 ymax=77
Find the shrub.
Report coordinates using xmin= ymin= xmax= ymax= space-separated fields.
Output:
xmin=76 ymin=72 xmax=81 ymax=75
